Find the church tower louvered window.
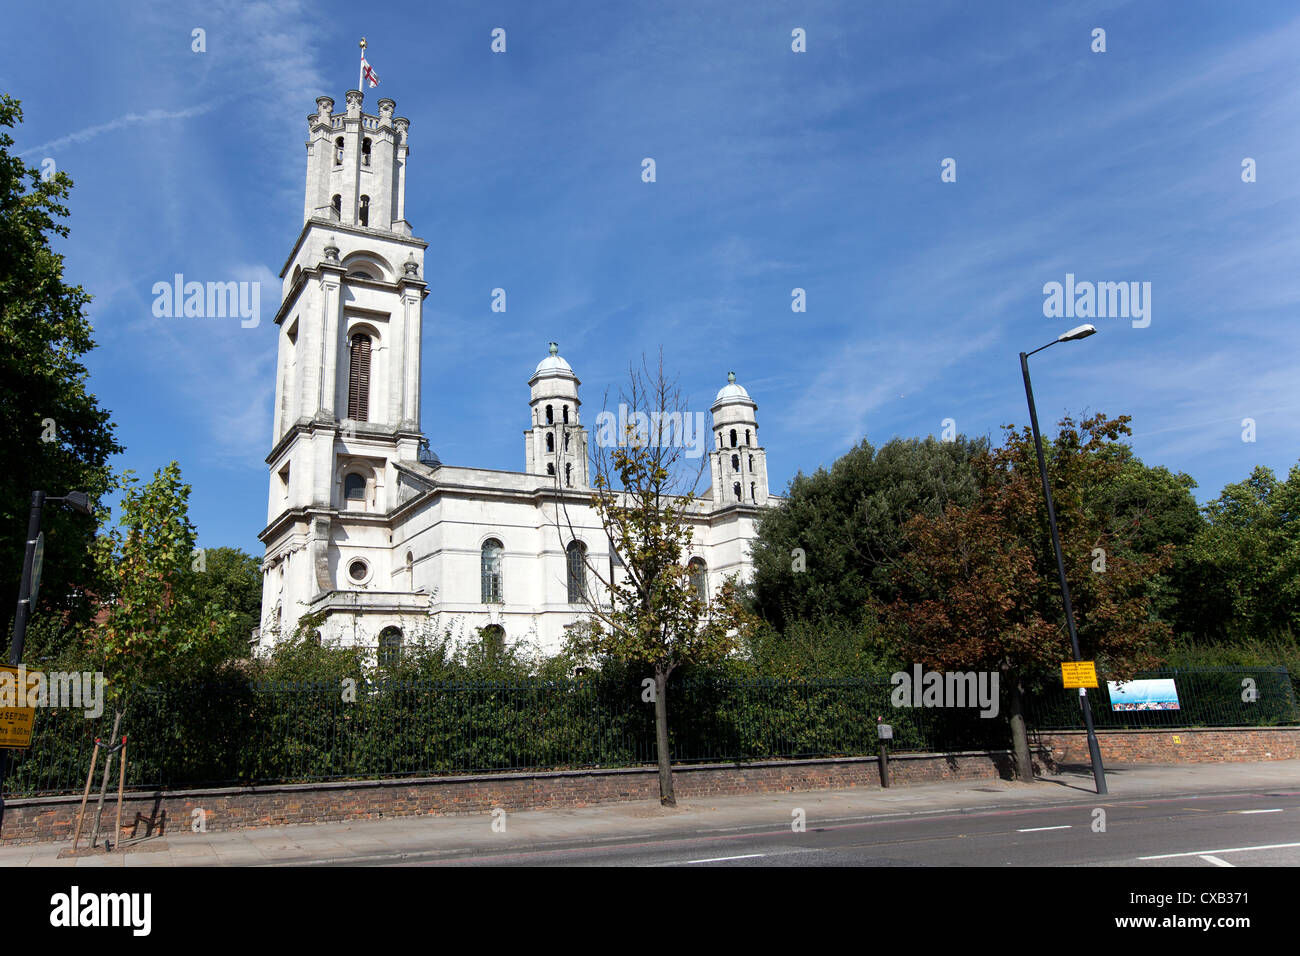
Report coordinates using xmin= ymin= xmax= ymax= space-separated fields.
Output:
xmin=348 ymin=334 xmax=371 ymax=421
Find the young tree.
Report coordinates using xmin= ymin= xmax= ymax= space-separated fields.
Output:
xmin=557 ymin=354 xmax=749 ymax=805
xmin=0 ymin=95 xmax=121 ymax=619
xmin=88 ymin=462 xmax=231 ymax=701
xmin=878 ymin=414 xmax=1173 ymax=780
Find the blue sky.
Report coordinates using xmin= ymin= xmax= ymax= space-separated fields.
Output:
xmin=6 ymin=1 xmax=1298 ymax=552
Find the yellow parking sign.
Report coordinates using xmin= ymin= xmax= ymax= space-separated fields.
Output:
xmin=0 ymin=665 xmax=36 ymax=748
xmin=1061 ymin=661 xmax=1099 ymax=689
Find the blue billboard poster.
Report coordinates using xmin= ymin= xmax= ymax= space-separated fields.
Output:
xmin=1107 ymin=678 xmax=1181 ymax=711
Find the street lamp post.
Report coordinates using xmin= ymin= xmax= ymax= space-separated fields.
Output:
xmin=1 ymin=489 xmax=94 ymax=834
xmin=1019 ymin=325 xmax=1108 ymax=796
xmin=9 ymin=490 xmax=92 ymax=666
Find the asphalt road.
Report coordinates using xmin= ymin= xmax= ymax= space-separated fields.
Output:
xmin=392 ymin=788 xmax=1300 ymax=867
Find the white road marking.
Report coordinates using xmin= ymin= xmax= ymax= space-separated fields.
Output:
xmin=1017 ymin=826 xmax=1071 ymax=832
xmin=1199 ymin=855 xmax=1234 ymax=867
xmin=682 ymin=853 xmax=765 ymax=864
xmin=1141 ymin=842 xmax=1300 ymax=860
xmin=1237 ymin=809 xmax=1283 ymax=814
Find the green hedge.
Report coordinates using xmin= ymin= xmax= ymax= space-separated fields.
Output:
xmin=7 ymin=665 xmax=1294 ymax=797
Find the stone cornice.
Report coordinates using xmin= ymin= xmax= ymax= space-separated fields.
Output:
xmin=277 ymin=218 xmax=428 ymax=281
xmin=264 ymin=419 xmax=424 ymax=465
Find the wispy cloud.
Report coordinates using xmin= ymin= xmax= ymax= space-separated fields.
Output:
xmin=18 ymin=103 xmax=221 ymax=156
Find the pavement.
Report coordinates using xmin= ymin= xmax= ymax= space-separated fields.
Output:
xmin=3 ymin=760 xmax=1299 ymax=866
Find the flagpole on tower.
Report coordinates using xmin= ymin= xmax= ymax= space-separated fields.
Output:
xmin=359 ymin=37 xmax=366 ymax=92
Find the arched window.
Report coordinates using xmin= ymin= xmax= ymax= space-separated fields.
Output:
xmin=481 ymin=624 xmax=505 ymax=661
xmin=563 ymin=432 xmax=570 ymax=451
xmin=334 ymin=138 xmax=344 ymax=165
xmin=546 ymin=405 xmax=554 ymax=424
xmin=361 ymin=138 xmax=372 ymax=167
xmin=566 ymin=540 xmax=587 ymax=603
xmin=688 ymin=558 xmax=707 ymax=602
xmin=344 ymin=472 xmax=366 ymax=501
xmin=546 ymin=433 xmax=554 ymax=452
xmin=347 ymin=334 xmax=371 ymax=421
xmin=565 ymin=462 xmax=572 ymax=486
xmin=729 ymin=429 xmax=737 ymax=448
xmin=733 ymin=481 xmax=741 ymax=500
xmin=405 ymin=551 xmax=413 ymax=582
xmin=746 ymin=429 xmax=751 ymax=445
xmin=546 ymin=463 xmax=555 ymax=476
xmin=378 ymin=626 xmax=402 ymax=666
xmin=751 ymin=482 xmax=756 ymax=501
xmin=562 ymin=405 xmax=569 ymax=424
xmin=358 ymin=195 xmax=369 ymax=227
xmin=749 ymin=454 xmax=754 ymax=471
xmin=331 ymin=194 xmax=341 ymax=219
xmin=481 ymin=539 xmax=503 ymax=603
xmin=731 ymin=454 xmax=740 ymax=471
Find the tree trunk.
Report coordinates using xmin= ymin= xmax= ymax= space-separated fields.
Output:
xmin=1007 ymin=673 xmax=1035 ymax=782
xmin=653 ymin=668 xmax=675 ymax=806
xmin=90 ymin=709 xmax=123 ymax=848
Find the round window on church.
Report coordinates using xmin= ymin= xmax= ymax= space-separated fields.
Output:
xmin=348 ymin=558 xmax=370 ymax=584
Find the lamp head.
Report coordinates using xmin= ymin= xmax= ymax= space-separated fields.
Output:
xmin=61 ymin=491 xmax=93 ymax=515
xmin=1058 ymin=324 xmax=1097 ymax=342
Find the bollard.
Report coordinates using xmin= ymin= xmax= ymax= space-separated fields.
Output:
xmin=877 ymin=721 xmax=893 ymax=788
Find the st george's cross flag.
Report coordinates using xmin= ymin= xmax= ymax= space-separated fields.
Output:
xmin=361 ymin=53 xmax=380 ymax=88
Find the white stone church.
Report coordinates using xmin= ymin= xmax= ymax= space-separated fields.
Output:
xmin=256 ymin=90 xmax=776 ymax=657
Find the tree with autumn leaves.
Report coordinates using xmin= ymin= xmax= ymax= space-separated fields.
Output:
xmin=559 ymin=355 xmax=750 ymax=805
xmin=877 ymin=414 xmax=1174 ymax=781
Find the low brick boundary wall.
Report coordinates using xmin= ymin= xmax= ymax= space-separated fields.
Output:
xmin=6 ymin=727 xmax=1291 ymax=845
xmin=0 ymin=748 xmax=1049 ymax=846
xmin=1035 ymin=726 xmax=1300 ymax=764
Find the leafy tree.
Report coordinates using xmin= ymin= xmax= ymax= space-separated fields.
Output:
xmin=560 ymin=354 xmax=750 ymax=805
xmin=88 ymin=462 xmax=230 ymax=702
xmin=747 ymin=435 xmax=987 ymax=631
xmin=878 ymin=414 xmax=1174 ymax=780
xmin=186 ymin=546 xmax=263 ymax=659
xmin=0 ymin=94 xmax=120 ymax=619
xmin=1182 ymin=464 xmax=1300 ymax=642
xmin=1078 ymin=444 xmax=1203 ymax=633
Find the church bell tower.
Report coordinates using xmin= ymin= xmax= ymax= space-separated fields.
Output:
xmin=258 ymin=89 xmax=430 ymax=643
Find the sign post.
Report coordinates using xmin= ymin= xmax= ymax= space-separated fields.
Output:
xmin=28 ymin=533 xmax=44 ymax=606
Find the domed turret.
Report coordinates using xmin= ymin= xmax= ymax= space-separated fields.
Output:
xmin=524 ymin=343 xmax=588 ymax=487
xmin=709 ymin=372 xmax=767 ymax=507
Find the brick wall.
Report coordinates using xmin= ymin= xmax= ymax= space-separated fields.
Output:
xmin=1035 ymin=726 xmax=1300 ymax=764
xmin=4 ymin=727 xmax=1292 ymax=845
xmin=0 ymin=748 xmax=1046 ymax=846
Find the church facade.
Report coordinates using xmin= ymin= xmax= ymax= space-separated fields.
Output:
xmin=256 ymin=90 xmax=775 ymax=657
